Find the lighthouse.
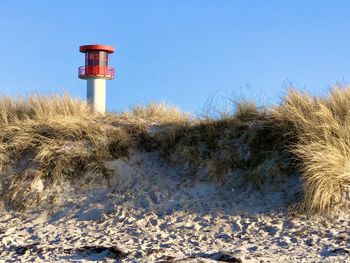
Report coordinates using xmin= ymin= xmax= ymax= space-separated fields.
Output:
xmin=78 ymin=44 xmax=115 ymax=113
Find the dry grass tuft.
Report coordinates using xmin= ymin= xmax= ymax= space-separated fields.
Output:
xmin=121 ymin=102 xmax=190 ymax=124
xmin=233 ymin=100 xmax=265 ymax=123
xmin=272 ymin=87 xmax=350 ymax=213
xmin=0 ymin=93 xmax=91 ymax=124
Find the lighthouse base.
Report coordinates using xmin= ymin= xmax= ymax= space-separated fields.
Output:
xmin=87 ymin=78 xmax=106 ymax=113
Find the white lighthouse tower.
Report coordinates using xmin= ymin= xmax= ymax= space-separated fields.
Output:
xmin=78 ymin=44 xmax=115 ymax=113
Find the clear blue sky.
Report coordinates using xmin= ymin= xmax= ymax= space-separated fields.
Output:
xmin=1 ymin=1 xmax=350 ymax=113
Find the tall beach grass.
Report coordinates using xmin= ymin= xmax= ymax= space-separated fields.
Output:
xmin=0 ymin=88 xmax=349 ymax=214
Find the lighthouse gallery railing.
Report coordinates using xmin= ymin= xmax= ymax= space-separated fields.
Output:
xmin=78 ymin=66 xmax=115 ymax=79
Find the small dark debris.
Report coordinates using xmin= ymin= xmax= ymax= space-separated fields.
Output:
xmin=64 ymin=245 xmax=128 ymax=259
xmin=304 ymin=238 xmax=314 ymax=246
xmin=320 ymin=246 xmax=350 ymax=257
xmin=329 ymin=247 xmax=350 ymax=255
xmin=157 ymin=254 xmax=177 ymax=262
xmin=196 ymin=252 xmax=242 ymax=262
xmin=11 ymin=243 xmax=41 ymax=255
xmin=10 ymin=243 xmax=127 ymax=260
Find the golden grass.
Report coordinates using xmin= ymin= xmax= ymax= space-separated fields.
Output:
xmin=119 ymin=102 xmax=190 ymax=124
xmin=272 ymin=87 xmax=350 ymax=213
xmin=0 ymin=93 xmax=91 ymax=124
xmin=1 ymin=88 xmax=350 ymax=214
xmin=0 ymin=94 xmax=131 ymax=210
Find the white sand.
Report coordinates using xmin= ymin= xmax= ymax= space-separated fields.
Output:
xmin=0 ymin=151 xmax=349 ymax=262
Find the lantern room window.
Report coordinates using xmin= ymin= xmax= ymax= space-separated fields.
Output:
xmin=85 ymin=51 xmax=109 ymax=67
xmin=99 ymin=51 xmax=108 ymax=66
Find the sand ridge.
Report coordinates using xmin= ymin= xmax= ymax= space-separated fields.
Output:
xmin=0 ymin=151 xmax=349 ymax=262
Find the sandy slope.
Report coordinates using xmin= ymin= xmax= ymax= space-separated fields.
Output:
xmin=0 ymin=151 xmax=349 ymax=262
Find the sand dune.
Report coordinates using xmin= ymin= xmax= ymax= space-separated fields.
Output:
xmin=1 ymin=90 xmax=350 ymax=262
xmin=1 ymin=151 xmax=349 ymax=262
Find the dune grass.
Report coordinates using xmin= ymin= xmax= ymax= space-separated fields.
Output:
xmin=0 ymin=88 xmax=350 ymax=214
xmin=0 ymin=96 xmax=190 ymax=210
xmin=0 ymin=95 xmax=131 ymax=210
xmin=121 ymin=102 xmax=190 ymax=124
xmin=272 ymin=87 xmax=350 ymax=213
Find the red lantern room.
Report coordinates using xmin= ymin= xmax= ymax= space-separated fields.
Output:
xmin=78 ymin=44 xmax=115 ymax=79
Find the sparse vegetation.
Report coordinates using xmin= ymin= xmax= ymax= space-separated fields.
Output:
xmin=0 ymin=88 xmax=350 ymax=214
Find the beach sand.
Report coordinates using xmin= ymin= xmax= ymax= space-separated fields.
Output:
xmin=0 ymin=151 xmax=349 ymax=262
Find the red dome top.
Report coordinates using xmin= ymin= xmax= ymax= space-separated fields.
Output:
xmin=79 ymin=44 xmax=115 ymax=53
